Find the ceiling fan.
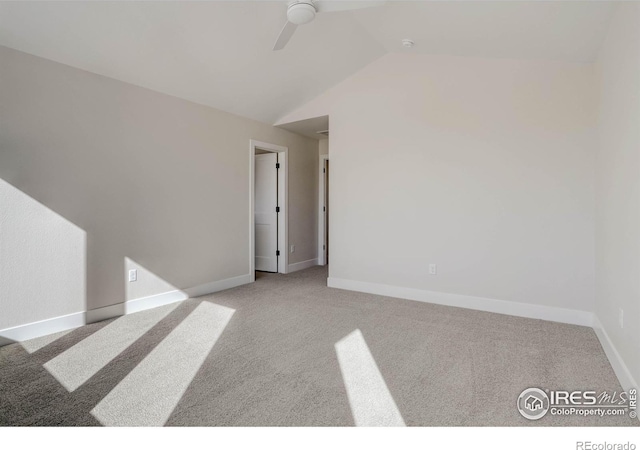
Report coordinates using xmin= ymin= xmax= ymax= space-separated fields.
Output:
xmin=273 ymin=0 xmax=386 ymax=51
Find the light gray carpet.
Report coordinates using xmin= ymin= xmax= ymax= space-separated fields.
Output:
xmin=0 ymin=266 xmax=636 ymax=426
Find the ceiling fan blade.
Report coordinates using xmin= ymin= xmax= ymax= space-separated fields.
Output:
xmin=273 ymin=21 xmax=298 ymax=51
xmin=315 ymin=0 xmax=387 ymax=13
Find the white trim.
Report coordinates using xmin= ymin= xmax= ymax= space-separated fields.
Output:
xmin=288 ymin=258 xmax=319 ymax=273
xmin=185 ymin=273 xmax=252 ymax=298
xmin=0 ymin=273 xmax=252 ymax=347
xmin=318 ymin=154 xmax=329 ymax=266
xmin=592 ymin=316 xmax=638 ymax=393
xmin=279 ymin=151 xmax=288 ymax=274
xmin=125 ymin=290 xmax=189 ymax=315
xmin=86 ymin=303 xmax=124 ymax=324
xmin=0 ymin=311 xmax=85 ymax=347
xmin=249 ymin=139 xmax=289 ymax=280
xmin=327 ymin=277 xmax=594 ymax=327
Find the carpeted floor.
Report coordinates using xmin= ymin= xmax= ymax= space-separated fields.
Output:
xmin=0 ymin=266 xmax=636 ymax=426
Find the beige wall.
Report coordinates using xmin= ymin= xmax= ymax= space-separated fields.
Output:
xmin=0 ymin=45 xmax=318 ymax=327
xmin=280 ymin=52 xmax=597 ymax=313
xmin=595 ymin=3 xmax=640 ymax=387
xmin=319 ymin=139 xmax=329 ymax=156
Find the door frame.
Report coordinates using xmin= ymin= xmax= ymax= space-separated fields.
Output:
xmin=318 ymin=154 xmax=329 ymax=266
xmin=249 ymin=139 xmax=288 ymax=281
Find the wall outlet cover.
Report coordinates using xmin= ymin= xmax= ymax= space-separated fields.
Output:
xmin=128 ymin=269 xmax=138 ymax=282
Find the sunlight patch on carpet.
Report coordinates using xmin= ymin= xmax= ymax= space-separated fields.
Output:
xmin=91 ymin=301 xmax=235 ymax=426
xmin=21 ymin=329 xmax=74 ymax=354
xmin=335 ymin=329 xmax=405 ymax=427
xmin=44 ymin=302 xmax=180 ymax=392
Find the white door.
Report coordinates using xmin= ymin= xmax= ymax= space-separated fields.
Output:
xmin=324 ymin=159 xmax=329 ymax=264
xmin=255 ymin=153 xmax=278 ymax=272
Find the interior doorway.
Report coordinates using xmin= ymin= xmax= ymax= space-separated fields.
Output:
xmin=254 ymin=151 xmax=278 ymax=272
xmin=249 ymin=140 xmax=288 ymax=282
xmin=318 ymin=154 xmax=329 ymax=266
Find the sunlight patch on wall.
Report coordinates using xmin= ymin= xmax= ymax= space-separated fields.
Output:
xmin=44 ymin=302 xmax=181 ymax=392
xmin=125 ymin=257 xmax=184 ymax=303
xmin=91 ymin=301 xmax=235 ymax=426
xmin=0 ymin=178 xmax=86 ymax=331
xmin=335 ymin=329 xmax=406 ymax=426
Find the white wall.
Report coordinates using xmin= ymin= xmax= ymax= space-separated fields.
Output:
xmin=0 ymin=45 xmax=318 ymax=328
xmin=594 ymin=3 xmax=640 ymax=388
xmin=0 ymin=179 xmax=86 ymax=329
xmin=279 ymin=53 xmax=597 ymax=315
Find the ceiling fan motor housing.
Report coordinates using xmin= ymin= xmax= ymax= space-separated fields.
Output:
xmin=287 ymin=2 xmax=317 ymax=25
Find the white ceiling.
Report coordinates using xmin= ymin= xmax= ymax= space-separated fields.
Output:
xmin=0 ymin=1 xmax=614 ymax=126
xmin=353 ymin=1 xmax=614 ymax=63
xmin=276 ymin=115 xmax=329 ymax=140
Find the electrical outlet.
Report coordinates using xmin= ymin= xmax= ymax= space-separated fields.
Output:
xmin=619 ymin=308 xmax=624 ymax=328
xmin=290 ymin=244 xmax=295 ymax=253
xmin=128 ymin=269 xmax=137 ymax=282
xmin=429 ymin=264 xmax=437 ymax=275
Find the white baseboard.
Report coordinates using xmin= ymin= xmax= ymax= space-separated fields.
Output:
xmin=592 ymin=316 xmax=638 ymax=393
xmin=185 ymin=273 xmax=251 ymax=298
xmin=287 ymin=258 xmax=319 ymax=273
xmin=86 ymin=303 xmax=125 ymax=324
xmin=125 ymin=289 xmax=189 ymax=315
xmin=0 ymin=311 xmax=85 ymax=347
xmin=83 ymin=290 xmax=189 ymax=324
xmin=0 ymin=273 xmax=252 ymax=347
xmin=327 ymin=277 xmax=594 ymax=327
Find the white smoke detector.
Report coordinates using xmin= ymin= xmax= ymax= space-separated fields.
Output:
xmin=402 ymin=39 xmax=415 ymax=48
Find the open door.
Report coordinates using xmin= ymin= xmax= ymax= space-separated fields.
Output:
xmin=318 ymin=155 xmax=329 ymax=266
xmin=254 ymin=153 xmax=278 ymax=272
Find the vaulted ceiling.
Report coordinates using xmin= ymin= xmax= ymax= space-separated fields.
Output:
xmin=0 ymin=1 xmax=614 ymax=125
